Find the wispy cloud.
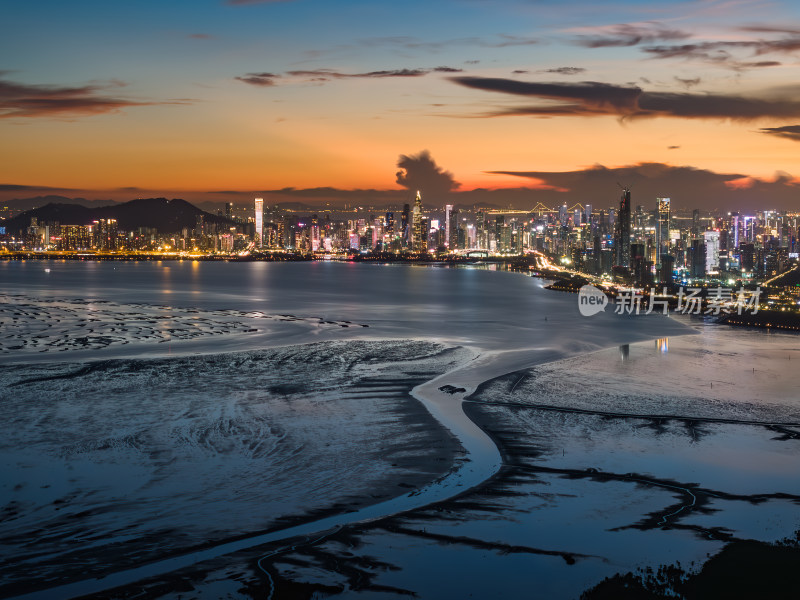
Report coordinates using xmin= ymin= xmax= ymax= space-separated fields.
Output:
xmin=0 ymin=75 xmax=185 ymax=119
xmin=286 ymin=68 xmax=430 ymax=79
xmin=642 ymin=41 xmax=790 ymax=67
xmin=541 ymin=67 xmax=586 ymax=75
xmin=235 ymin=72 xmax=280 ymax=86
xmin=571 ymin=21 xmax=798 ymax=70
xmin=675 ymin=76 xmax=701 ymax=89
xmin=237 ymin=66 xmax=462 ymax=86
xmin=449 ymin=76 xmax=800 ymax=121
xmin=758 ymin=124 xmax=800 ymax=141
xmin=356 ymin=34 xmax=538 ymax=51
xmin=572 ymin=22 xmax=691 ymax=48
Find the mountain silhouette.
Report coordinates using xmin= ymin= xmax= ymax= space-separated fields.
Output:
xmin=1 ymin=198 xmax=237 ymax=234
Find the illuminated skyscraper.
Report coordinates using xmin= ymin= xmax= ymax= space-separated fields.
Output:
xmin=445 ymin=204 xmax=454 ymax=249
xmin=704 ymin=230 xmax=720 ymax=273
xmin=615 ymin=188 xmax=631 ymax=267
xmin=412 ymin=191 xmax=425 ymax=252
xmin=401 ymin=204 xmax=410 ymax=247
xmin=254 ymin=197 xmax=264 ymax=247
xmin=656 ymin=197 xmax=671 ymax=268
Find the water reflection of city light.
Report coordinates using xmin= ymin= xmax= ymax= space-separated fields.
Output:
xmin=656 ymin=338 xmax=669 ymax=353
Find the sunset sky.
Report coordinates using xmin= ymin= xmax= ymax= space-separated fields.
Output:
xmin=3 ymin=0 xmax=800 ymax=209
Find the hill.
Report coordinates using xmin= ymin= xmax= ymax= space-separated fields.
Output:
xmin=0 ymin=198 xmax=237 ymax=235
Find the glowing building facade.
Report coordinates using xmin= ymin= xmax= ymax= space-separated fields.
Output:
xmin=412 ymin=191 xmax=425 ymax=252
xmin=656 ymin=197 xmax=671 ymax=267
xmin=254 ymin=197 xmax=264 ymax=247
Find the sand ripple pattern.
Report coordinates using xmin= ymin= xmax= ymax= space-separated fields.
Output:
xmin=0 ymin=340 xmax=467 ymax=596
xmin=0 ymin=294 xmax=367 ymax=355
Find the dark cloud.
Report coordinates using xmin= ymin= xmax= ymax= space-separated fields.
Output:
xmin=642 ymin=37 xmax=798 ymax=68
xmin=744 ymin=60 xmax=782 ymax=67
xmin=396 ymin=150 xmax=460 ymax=198
xmin=450 ymin=77 xmax=641 ymax=114
xmin=512 ymin=70 xmax=529 ymax=74
xmin=574 ymin=23 xmax=690 ymax=48
xmin=639 ymin=92 xmax=800 ymax=120
xmin=576 ymin=23 xmax=800 ymax=70
xmin=667 ymin=145 xmax=681 ymax=150
xmin=675 ymin=76 xmax=700 ymax=89
xmin=758 ymin=125 xmax=800 ymax=141
xmin=0 ymin=76 xmax=181 ymax=119
xmin=542 ymin=67 xmax=586 ymax=75
xmin=235 ymin=72 xmax=280 ymax=86
xmin=287 ymin=68 xmax=429 ymax=78
xmin=238 ymin=67 xmax=462 ymax=86
xmin=486 ymin=162 xmax=800 ymax=211
xmin=449 ymin=76 xmax=800 ymax=121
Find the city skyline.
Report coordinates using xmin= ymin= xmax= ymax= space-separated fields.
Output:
xmin=3 ymin=0 xmax=800 ymax=209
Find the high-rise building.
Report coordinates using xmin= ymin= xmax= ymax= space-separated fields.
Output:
xmin=254 ymin=197 xmax=264 ymax=247
xmin=60 ymin=225 xmax=93 ymax=250
xmin=92 ymin=218 xmax=118 ymax=250
xmin=559 ymin=203 xmax=568 ymax=227
xmin=311 ymin=213 xmax=320 ymax=252
xmin=656 ymin=197 xmax=671 ymax=268
xmin=689 ymin=239 xmax=706 ymax=279
xmin=401 ymin=203 xmax=410 ymax=247
xmin=412 ymin=191 xmax=425 ymax=252
xmin=704 ymin=230 xmax=720 ymax=273
xmin=225 ymin=202 xmax=234 ymax=220
xmin=445 ymin=204 xmax=456 ymax=249
xmin=615 ymin=188 xmax=631 ymax=267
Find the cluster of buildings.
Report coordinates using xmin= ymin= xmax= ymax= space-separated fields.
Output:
xmin=248 ymin=191 xmax=798 ymax=286
xmin=4 ymin=191 xmax=798 ymax=289
xmin=599 ymin=189 xmax=797 ymax=285
xmin=16 ymin=212 xmax=245 ymax=253
xmin=22 ymin=218 xmax=122 ymax=251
